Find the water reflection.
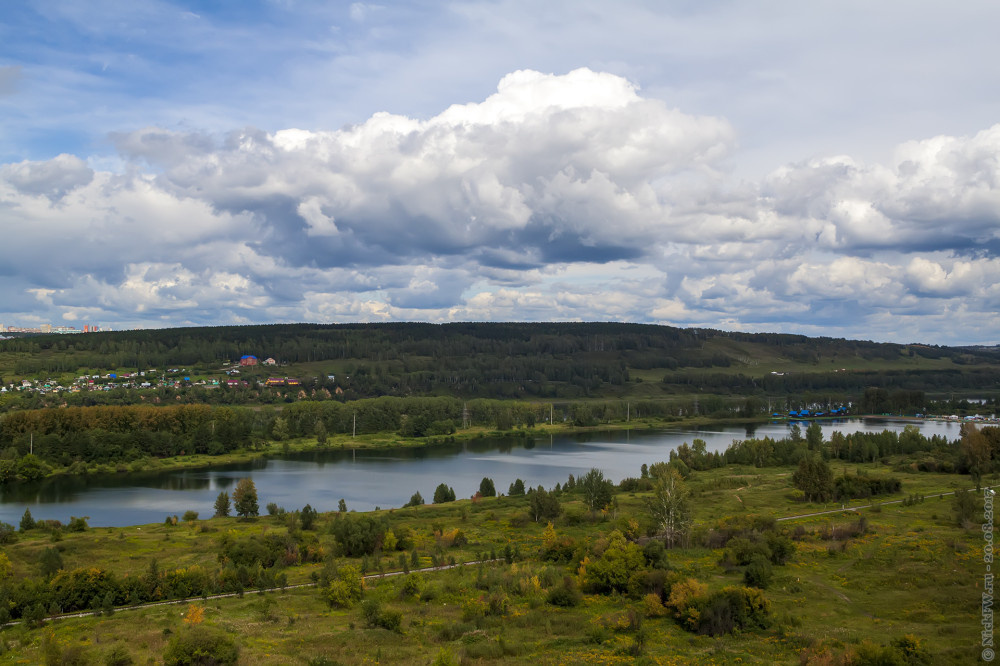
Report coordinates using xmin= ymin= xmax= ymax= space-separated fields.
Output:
xmin=0 ymin=419 xmax=962 ymax=527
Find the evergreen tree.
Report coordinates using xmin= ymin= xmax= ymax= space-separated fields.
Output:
xmin=479 ymin=477 xmax=497 ymax=497
xmin=300 ymin=504 xmax=317 ymax=530
xmin=232 ymin=478 xmax=259 ymax=518
xmin=508 ymin=479 xmax=526 ymax=496
xmin=19 ymin=507 xmax=35 ymax=531
xmin=214 ymin=491 xmax=231 ymax=518
xmin=433 ymin=483 xmax=456 ymax=503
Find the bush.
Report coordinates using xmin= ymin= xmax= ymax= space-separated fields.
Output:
xmin=398 ymin=573 xmax=423 ymax=600
xmin=331 ymin=515 xmax=387 ymax=557
xmin=163 ymin=625 xmax=239 ymax=665
xmin=726 ymin=537 xmax=771 ymax=566
xmin=743 ymin=554 xmax=773 ymax=589
xmin=693 ymin=586 xmax=770 ymax=636
xmin=764 ymin=532 xmax=796 ymax=565
xmin=627 ymin=569 xmax=673 ymax=600
xmin=104 ymin=643 xmax=135 ymax=666
xmin=0 ymin=522 xmax=16 ymax=544
xmin=361 ymin=598 xmax=403 ymax=632
xmin=325 ymin=565 xmax=363 ymax=608
xmin=546 ymin=577 xmax=582 ymax=607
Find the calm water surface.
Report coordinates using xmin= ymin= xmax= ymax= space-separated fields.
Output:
xmin=0 ymin=418 xmax=964 ymax=527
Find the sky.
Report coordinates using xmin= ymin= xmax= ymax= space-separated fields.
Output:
xmin=1 ymin=1 xmax=998 ymax=345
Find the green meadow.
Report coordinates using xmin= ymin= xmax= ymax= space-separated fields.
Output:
xmin=0 ymin=457 xmax=987 ymax=665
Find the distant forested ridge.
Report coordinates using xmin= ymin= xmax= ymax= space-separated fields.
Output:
xmin=1 ymin=322 xmax=998 ymax=402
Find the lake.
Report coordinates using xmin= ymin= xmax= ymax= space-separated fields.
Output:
xmin=0 ymin=418 xmax=965 ymax=527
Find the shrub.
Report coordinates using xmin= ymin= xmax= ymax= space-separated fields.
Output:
xmin=104 ymin=643 xmax=135 ymax=666
xmin=692 ymin=586 xmax=770 ymax=636
xmin=642 ymin=540 xmax=671 ymax=570
xmin=163 ymin=625 xmax=239 ymax=665
xmin=764 ymin=532 xmax=796 ymax=565
xmin=0 ymin=522 xmax=17 ymax=544
xmin=546 ymin=576 xmax=583 ymax=607
xmin=398 ymin=573 xmax=423 ymax=600
xmin=726 ymin=537 xmax=771 ymax=566
xmin=325 ymin=565 xmax=363 ymax=608
xmin=582 ymin=530 xmax=645 ymax=594
xmin=642 ymin=593 xmax=668 ymax=617
xmin=627 ymin=569 xmax=673 ymax=600
xmin=743 ymin=554 xmax=773 ymax=589
xmin=330 ymin=515 xmax=387 ymax=557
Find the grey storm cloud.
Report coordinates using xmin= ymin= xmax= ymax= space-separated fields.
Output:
xmin=1 ymin=154 xmax=94 ymax=199
xmin=1 ymin=68 xmax=999 ymax=343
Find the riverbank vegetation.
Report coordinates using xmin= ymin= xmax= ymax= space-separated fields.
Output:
xmin=0 ymin=423 xmax=989 ymax=663
xmin=0 ymin=391 xmax=995 ymax=490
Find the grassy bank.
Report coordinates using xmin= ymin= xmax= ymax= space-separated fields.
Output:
xmin=0 ymin=458 xmax=988 ymax=664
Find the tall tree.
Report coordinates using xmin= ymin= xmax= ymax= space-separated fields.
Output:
xmin=232 ymin=478 xmax=259 ymax=518
xmin=579 ymin=468 xmax=614 ymax=515
xmin=644 ymin=467 xmax=691 ymax=548
xmin=793 ymin=456 xmax=833 ymax=502
xmin=805 ymin=423 xmax=824 ymax=450
xmin=529 ymin=486 xmax=561 ymax=522
xmin=961 ymin=424 xmax=992 ymax=491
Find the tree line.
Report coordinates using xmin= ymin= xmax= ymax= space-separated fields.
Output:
xmin=4 ymin=322 xmax=996 ymax=401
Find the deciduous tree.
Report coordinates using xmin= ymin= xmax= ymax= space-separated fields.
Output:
xmin=580 ymin=468 xmax=614 ymax=515
xmin=644 ymin=467 xmax=691 ymax=548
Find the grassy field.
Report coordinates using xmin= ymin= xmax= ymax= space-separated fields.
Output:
xmin=0 ymin=458 xmax=988 ymax=665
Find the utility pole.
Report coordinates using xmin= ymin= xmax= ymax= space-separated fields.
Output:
xmin=353 ymin=412 xmax=356 ymax=438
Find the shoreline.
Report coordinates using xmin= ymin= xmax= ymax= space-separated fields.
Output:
xmin=21 ymin=411 xmax=987 ymax=484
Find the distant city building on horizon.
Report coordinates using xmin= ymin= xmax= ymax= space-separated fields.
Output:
xmin=0 ymin=322 xmax=108 ymax=334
